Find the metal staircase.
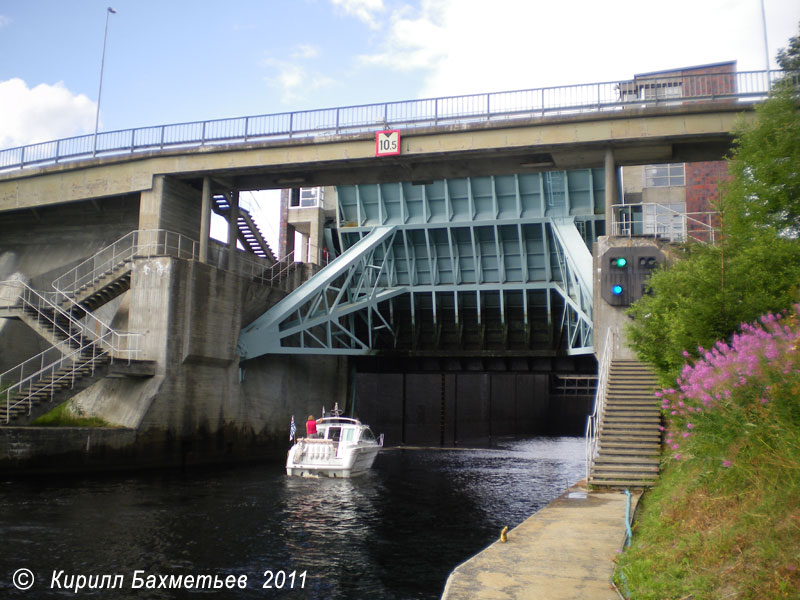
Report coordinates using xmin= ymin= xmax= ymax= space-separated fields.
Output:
xmin=587 ymin=357 xmax=661 ymax=488
xmin=212 ymin=194 xmax=276 ymax=262
xmin=0 ymin=277 xmax=145 ymax=425
xmin=0 ymin=345 xmax=113 ymax=424
xmin=0 ymin=232 xmax=173 ymax=425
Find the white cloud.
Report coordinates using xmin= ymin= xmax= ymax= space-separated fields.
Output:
xmin=358 ymin=2 xmax=447 ymax=71
xmin=0 ymin=79 xmax=96 ymax=149
xmin=292 ymin=44 xmax=320 ymax=60
xmin=263 ymin=58 xmax=335 ymax=104
xmin=330 ymin=0 xmax=385 ymax=29
xmin=358 ymin=0 xmax=800 ymax=100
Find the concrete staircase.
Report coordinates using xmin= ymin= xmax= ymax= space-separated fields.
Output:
xmin=60 ymin=261 xmax=132 ymax=316
xmin=16 ymin=303 xmax=89 ymax=355
xmin=213 ymin=194 xmax=276 ymax=262
xmin=3 ymin=261 xmax=134 ymax=353
xmin=0 ymin=256 xmax=153 ymax=427
xmin=0 ymin=348 xmax=111 ymax=425
xmin=589 ymin=359 xmax=661 ymax=488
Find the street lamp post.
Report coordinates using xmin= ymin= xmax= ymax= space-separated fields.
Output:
xmin=759 ymin=0 xmax=770 ymax=72
xmin=93 ymin=7 xmax=117 ymax=157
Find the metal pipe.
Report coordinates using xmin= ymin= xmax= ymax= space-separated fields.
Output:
xmin=759 ymin=0 xmax=770 ymax=72
xmin=93 ymin=7 xmax=117 ymax=157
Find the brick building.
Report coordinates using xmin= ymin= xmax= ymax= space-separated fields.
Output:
xmin=619 ymin=61 xmax=735 ymax=242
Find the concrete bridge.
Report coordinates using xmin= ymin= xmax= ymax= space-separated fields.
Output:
xmin=0 ymin=69 xmax=780 ymax=471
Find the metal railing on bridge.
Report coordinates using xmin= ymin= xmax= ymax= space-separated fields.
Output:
xmin=611 ymin=203 xmax=719 ymax=244
xmin=0 ymin=70 xmax=789 ymax=172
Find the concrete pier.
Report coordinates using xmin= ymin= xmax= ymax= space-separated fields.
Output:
xmin=441 ymin=482 xmax=640 ymax=599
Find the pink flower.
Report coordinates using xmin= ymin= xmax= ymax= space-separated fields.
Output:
xmin=686 ymin=423 xmax=694 ymax=429
xmin=722 ymin=460 xmax=732 ymax=468
xmin=674 ymin=453 xmax=682 ymax=460
xmin=683 ymin=432 xmax=691 ymax=438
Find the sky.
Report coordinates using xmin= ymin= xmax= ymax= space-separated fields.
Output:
xmin=1 ymin=0 xmax=798 ymax=249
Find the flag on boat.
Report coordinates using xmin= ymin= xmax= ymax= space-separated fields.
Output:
xmin=289 ymin=415 xmax=296 ymax=441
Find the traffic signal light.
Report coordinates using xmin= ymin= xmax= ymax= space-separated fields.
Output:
xmin=601 ymin=247 xmax=664 ymax=306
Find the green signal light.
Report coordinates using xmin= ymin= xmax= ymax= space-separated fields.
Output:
xmin=614 ymin=257 xmax=628 ymax=268
xmin=612 ymin=284 xmax=624 ymax=295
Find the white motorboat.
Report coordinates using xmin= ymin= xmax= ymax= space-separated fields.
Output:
xmin=286 ymin=416 xmax=383 ymax=478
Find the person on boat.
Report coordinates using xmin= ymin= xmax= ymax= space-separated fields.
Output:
xmin=306 ymin=415 xmax=318 ymax=438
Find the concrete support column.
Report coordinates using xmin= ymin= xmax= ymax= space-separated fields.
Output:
xmin=284 ymin=224 xmax=296 ymax=261
xmin=199 ymin=177 xmax=211 ymax=264
xmin=604 ymin=148 xmax=618 ymax=235
xmin=227 ymin=191 xmax=239 ymax=271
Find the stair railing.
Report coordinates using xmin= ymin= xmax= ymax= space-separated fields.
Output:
xmin=52 ymin=230 xmax=140 ymax=296
xmin=241 ymin=251 xmax=297 ymax=285
xmin=611 ymin=203 xmax=718 ymax=245
xmin=1 ymin=339 xmax=110 ymax=424
xmin=52 ymin=229 xmax=200 ymax=296
xmin=2 ymin=229 xmax=295 ymax=424
xmin=1 ymin=279 xmax=142 ymax=363
xmin=586 ymin=327 xmax=616 ymax=481
xmin=10 ymin=282 xmax=85 ymax=354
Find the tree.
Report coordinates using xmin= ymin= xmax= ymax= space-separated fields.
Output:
xmin=777 ymin=23 xmax=800 ymax=72
xmin=723 ymin=85 xmax=800 ymax=238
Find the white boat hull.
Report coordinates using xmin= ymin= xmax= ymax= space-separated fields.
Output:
xmin=286 ymin=439 xmax=380 ymax=478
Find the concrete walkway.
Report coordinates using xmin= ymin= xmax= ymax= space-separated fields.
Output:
xmin=441 ymin=481 xmax=640 ymax=600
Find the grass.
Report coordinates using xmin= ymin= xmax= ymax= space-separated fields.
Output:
xmin=30 ymin=401 xmax=114 ymax=427
xmin=614 ymin=306 xmax=800 ymax=599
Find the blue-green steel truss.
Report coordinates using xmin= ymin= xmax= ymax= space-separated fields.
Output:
xmin=238 ymin=170 xmax=605 ymax=359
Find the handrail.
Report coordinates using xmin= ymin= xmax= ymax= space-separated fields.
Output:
xmin=611 ymin=202 xmax=719 ymax=244
xmin=2 ymin=339 xmax=110 ymax=424
xmin=52 ymin=229 xmax=200 ymax=294
xmin=0 ymin=70 xmax=790 ymax=173
xmin=586 ymin=327 xmax=616 ymax=481
xmin=0 ymin=279 xmax=142 ymax=362
xmin=1 ymin=229 xmax=298 ymax=424
xmin=234 ymin=250 xmax=298 ymax=285
xmin=54 ymin=229 xmax=296 ymax=296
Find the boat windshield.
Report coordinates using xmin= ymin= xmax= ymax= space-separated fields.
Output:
xmin=327 ymin=427 xmax=341 ymax=442
xmin=360 ymin=428 xmax=376 ymax=443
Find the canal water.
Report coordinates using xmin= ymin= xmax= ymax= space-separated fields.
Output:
xmin=0 ymin=437 xmax=584 ymax=599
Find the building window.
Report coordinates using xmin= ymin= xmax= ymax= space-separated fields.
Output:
xmin=642 ymin=82 xmax=682 ymax=100
xmin=290 ymin=187 xmax=323 ymax=208
xmin=645 ymin=164 xmax=685 ymax=188
xmin=643 ymin=202 xmax=687 ymax=238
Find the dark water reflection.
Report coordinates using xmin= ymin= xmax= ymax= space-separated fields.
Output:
xmin=0 ymin=437 xmax=584 ymax=599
